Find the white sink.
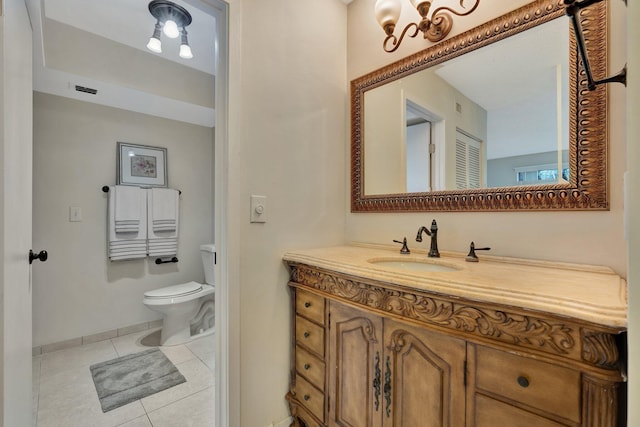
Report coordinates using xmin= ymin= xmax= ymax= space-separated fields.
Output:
xmin=368 ymin=258 xmax=460 ymax=273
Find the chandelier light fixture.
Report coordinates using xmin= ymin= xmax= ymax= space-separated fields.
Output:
xmin=374 ymin=0 xmax=480 ymax=53
xmin=146 ymin=0 xmax=193 ymax=59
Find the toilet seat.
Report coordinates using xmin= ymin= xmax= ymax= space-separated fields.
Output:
xmin=144 ymin=281 xmax=203 ymax=299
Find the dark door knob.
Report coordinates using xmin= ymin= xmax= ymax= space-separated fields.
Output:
xmin=29 ymin=250 xmax=48 ymax=264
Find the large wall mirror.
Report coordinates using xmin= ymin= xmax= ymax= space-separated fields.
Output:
xmin=351 ymin=0 xmax=608 ymax=212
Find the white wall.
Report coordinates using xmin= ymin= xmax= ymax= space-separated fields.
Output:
xmin=627 ymin=0 xmax=639 ymax=423
xmin=226 ymin=0 xmax=347 ymax=425
xmin=0 ymin=16 xmax=5 ymax=423
xmin=32 ymin=92 xmax=214 ymax=346
xmin=346 ymin=0 xmax=628 ymax=275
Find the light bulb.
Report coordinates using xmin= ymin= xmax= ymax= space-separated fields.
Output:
xmin=163 ymin=19 xmax=180 ymax=38
xmin=374 ymin=0 xmax=401 ymax=30
xmin=179 ymin=44 xmax=193 ymax=59
xmin=180 ymin=30 xmax=193 ymax=59
xmin=146 ymin=22 xmax=162 ymax=53
xmin=146 ymin=37 xmax=162 ymax=53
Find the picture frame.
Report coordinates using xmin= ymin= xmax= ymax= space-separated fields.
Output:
xmin=116 ymin=142 xmax=168 ymax=188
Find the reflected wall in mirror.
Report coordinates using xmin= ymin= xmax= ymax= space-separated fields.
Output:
xmin=351 ymin=0 xmax=608 ymax=212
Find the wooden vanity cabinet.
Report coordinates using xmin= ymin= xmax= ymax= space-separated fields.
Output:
xmin=286 ymin=262 xmax=626 ymax=427
xmin=328 ymin=301 xmax=466 ymax=427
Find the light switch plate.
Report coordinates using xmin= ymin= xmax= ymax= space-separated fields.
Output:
xmin=250 ymin=195 xmax=267 ymax=223
xmin=69 ymin=206 xmax=83 ymax=222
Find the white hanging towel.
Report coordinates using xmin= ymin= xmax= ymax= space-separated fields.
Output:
xmin=150 ymin=188 xmax=179 ymax=232
xmin=108 ymin=186 xmax=148 ymax=261
xmin=147 ymin=188 xmax=179 ymax=257
xmin=113 ymin=185 xmax=143 ymax=233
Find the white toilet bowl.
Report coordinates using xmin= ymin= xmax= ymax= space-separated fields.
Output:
xmin=143 ymin=244 xmax=217 ymax=346
xmin=143 ymin=281 xmax=214 ymax=345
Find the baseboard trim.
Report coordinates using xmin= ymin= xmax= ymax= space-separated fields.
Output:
xmin=33 ymin=319 xmax=163 ymax=356
xmin=274 ymin=416 xmax=293 ymax=427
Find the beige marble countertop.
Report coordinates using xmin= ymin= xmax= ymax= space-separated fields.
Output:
xmin=283 ymin=243 xmax=628 ymax=328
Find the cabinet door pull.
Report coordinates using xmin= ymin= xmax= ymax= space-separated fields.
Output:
xmin=384 ymin=356 xmax=392 ymax=417
xmin=303 ymin=394 xmax=310 ymax=401
xmin=303 ymin=331 xmax=310 ymax=338
xmin=304 ymin=301 xmax=311 ymax=308
xmin=304 ymin=363 xmax=311 ymax=370
xmin=373 ymin=351 xmax=381 ymax=411
xmin=517 ymin=376 xmax=530 ymax=388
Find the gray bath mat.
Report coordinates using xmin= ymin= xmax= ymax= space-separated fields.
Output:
xmin=90 ymin=348 xmax=186 ymax=412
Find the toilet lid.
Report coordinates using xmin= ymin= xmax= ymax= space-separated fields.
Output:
xmin=144 ymin=281 xmax=203 ymax=299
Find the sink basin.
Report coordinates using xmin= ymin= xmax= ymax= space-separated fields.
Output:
xmin=368 ymin=258 xmax=460 ymax=273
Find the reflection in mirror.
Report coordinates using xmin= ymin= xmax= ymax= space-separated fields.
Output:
xmin=352 ymin=0 xmax=608 ymax=211
xmin=405 ymin=100 xmax=433 ymax=192
xmin=363 ymin=17 xmax=569 ymax=195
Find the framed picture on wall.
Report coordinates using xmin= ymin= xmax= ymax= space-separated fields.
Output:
xmin=116 ymin=142 xmax=168 ymax=187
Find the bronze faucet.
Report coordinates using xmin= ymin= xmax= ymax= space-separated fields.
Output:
xmin=465 ymin=241 xmax=491 ymax=262
xmin=416 ymin=220 xmax=439 ymax=258
xmin=393 ymin=238 xmax=411 ymax=254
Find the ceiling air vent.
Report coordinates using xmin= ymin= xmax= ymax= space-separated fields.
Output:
xmin=75 ymin=85 xmax=98 ymax=95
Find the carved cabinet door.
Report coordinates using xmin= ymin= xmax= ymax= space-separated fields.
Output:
xmin=382 ymin=319 xmax=467 ymax=427
xmin=328 ymin=302 xmax=384 ymax=427
xmin=328 ymin=301 xmax=467 ymax=427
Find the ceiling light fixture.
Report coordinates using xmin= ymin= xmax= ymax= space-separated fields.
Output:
xmin=374 ymin=0 xmax=480 ymax=53
xmin=146 ymin=0 xmax=193 ymax=59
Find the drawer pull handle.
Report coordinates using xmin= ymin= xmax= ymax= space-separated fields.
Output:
xmin=304 ymin=363 xmax=311 ymax=370
xmin=304 ymin=302 xmax=311 ymax=308
xmin=303 ymin=394 xmax=310 ymax=401
xmin=373 ymin=351 xmax=381 ymax=411
xmin=517 ymin=376 xmax=530 ymax=388
xmin=304 ymin=331 xmax=310 ymax=338
xmin=384 ymin=356 xmax=392 ymax=417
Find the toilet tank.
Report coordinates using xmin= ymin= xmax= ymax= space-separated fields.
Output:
xmin=200 ymin=244 xmax=216 ymax=285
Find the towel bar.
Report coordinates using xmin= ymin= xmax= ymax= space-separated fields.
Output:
xmin=102 ymin=186 xmax=181 ymax=195
xmin=155 ymin=257 xmax=179 ymax=265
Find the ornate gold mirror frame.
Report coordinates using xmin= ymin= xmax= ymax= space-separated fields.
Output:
xmin=351 ymin=0 xmax=608 ymax=212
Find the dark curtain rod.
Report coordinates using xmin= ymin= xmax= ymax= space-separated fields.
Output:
xmin=102 ymin=186 xmax=181 ymax=195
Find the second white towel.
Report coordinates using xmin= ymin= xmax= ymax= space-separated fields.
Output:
xmin=150 ymin=188 xmax=179 ymax=232
xmin=148 ymin=188 xmax=180 ymax=257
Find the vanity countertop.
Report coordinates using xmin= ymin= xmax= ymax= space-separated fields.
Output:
xmin=283 ymin=244 xmax=627 ymax=328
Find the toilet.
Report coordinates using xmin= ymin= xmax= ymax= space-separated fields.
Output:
xmin=143 ymin=244 xmax=216 ymax=346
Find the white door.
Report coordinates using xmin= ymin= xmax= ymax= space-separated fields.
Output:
xmin=1 ymin=0 xmax=35 ymax=424
xmin=455 ymin=129 xmax=483 ymax=190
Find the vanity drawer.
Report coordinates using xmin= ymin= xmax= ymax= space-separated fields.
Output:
xmin=474 ymin=345 xmax=580 ymax=422
xmin=295 ymin=375 xmax=325 ymax=423
xmin=296 ymin=288 xmax=325 ymax=325
xmin=296 ymin=315 xmax=325 ymax=357
xmin=474 ymin=394 xmax=567 ymax=427
xmin=296 ymin=345 xmax=325 ymax=391
xmin=293 ymin=406 xmax=324 ymax=427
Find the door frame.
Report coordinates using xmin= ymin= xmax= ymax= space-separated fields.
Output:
xmin=183 ymin=1 xmax=231 ymax=425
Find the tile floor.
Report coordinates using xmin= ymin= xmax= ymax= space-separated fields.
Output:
xmin=33 ymin=329 xmax=215 ymax=427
